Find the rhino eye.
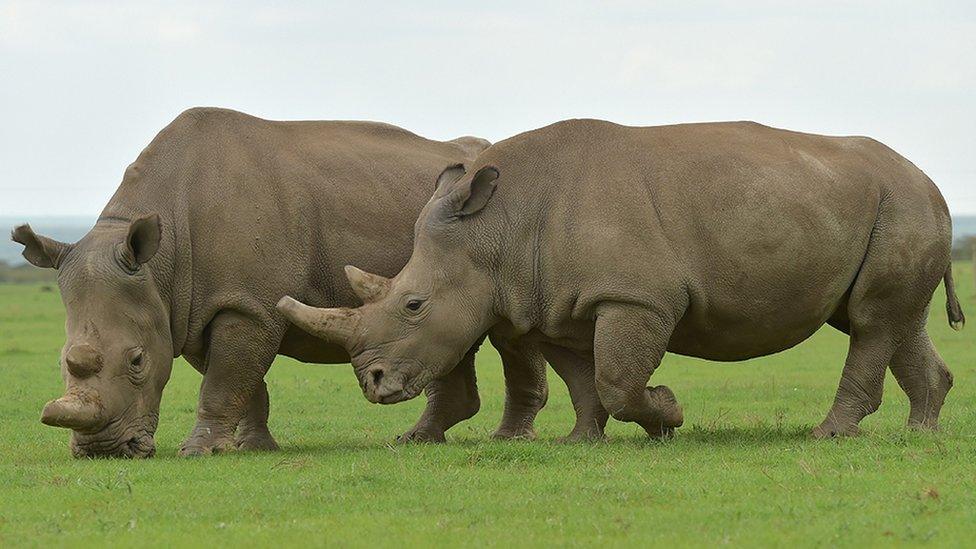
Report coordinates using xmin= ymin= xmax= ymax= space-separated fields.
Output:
xmin=405 ymin=299 xmax=424 ymax=312
xmin=128 ymin=348 xmax=144 ymax=369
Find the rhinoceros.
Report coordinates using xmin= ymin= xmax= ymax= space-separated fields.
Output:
xmin=12 ymin=107 xmax=549 ymax=457
xmin=278 ymin=119 xmax=965 ymax=441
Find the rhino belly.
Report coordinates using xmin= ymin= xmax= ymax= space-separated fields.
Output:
xmin=665 ymin=235 xmax=864 ymax=362
xmin=667 ymin=306 xmax=840 ymax=362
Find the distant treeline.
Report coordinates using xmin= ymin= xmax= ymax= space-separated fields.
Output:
xmin=0 ymin=261 xmax=57 ymax=284
xmin=952 ymin=236 xmax=976 ymax=260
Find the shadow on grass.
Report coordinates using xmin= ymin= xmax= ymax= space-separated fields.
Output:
xmin=276 ymin=437 xmax=537 ymax=455
xmin=677 ymin=424 xmax=811 ymax=445
xmin=270 ymin=424 xmax=815 ymax=456
xmin=597 ymin=423 xmax=956 ymax=449
xmin=137 ymin=423 xmax=957 ymax=460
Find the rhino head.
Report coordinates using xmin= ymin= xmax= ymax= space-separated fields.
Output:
xmin=278 ymin=164 xmax=501 ymax=404
xmin=12 ymin=214 xmax=172 ymax=458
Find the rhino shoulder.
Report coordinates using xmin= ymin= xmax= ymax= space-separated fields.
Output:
xmin=140 ymin=107 xmax=265 ymax=156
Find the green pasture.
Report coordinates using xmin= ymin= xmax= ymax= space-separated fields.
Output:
xmin=0 ymin=264 xmax=973 ymax=547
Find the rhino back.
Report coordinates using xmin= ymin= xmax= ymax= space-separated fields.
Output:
xmin=474 ymin=119 xmax=949 ymax=359
xmin=101 ymin=107 xmax=472 ymax=361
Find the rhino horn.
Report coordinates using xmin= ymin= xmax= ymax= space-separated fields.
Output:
xmin=343 ymin=265 xmax=391 ymax=304
xmin=41 ymin=390 xmax=103 ymax=431
xmin=64 ymin=343 xmax=103 ymax=379
xmin=277 ymin=296 xmax=360 ymax=347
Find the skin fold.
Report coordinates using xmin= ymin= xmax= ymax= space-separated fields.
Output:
xmin=12 ymin=108 xmax=550 ymax=458
xmin=280 ymin=119 xmax=965 ymax=441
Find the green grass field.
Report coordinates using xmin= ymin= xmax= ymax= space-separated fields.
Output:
xmin=1 ymin=265 xmax=973 ymax=547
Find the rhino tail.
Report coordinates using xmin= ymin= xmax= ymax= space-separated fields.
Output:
xmin=945 ymin=263 xmax=965 ymax=331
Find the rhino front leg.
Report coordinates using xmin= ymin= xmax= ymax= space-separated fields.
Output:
xmin=399 ymin=345 xmax=480 ymax=443
xmin=235 ymin=380 xmax=280 ymax=451
xmin=540 ymin=344 xmax=608 ymax=442
xmin=593 ymin=303 xmax=684 ymax=439
xmin=179 ymin=311 xmax=280 ymax=456
xmin=490 ymin=334 xmax=548 ymax=440
xmin=400 ymin=334 xmax=548 ymax=443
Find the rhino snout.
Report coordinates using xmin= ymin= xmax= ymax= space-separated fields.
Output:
xmin=362 ymin=364 xmax=408 ymax=404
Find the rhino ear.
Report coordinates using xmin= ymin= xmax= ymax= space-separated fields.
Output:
xmin=11 ymin=224 xmax=71 ymax=269
xmin=124 ymin=214 xmax=161 ymax=267
xmin=434 ymin=163 xmax=466 ymax=195
xmin=453 ymin=166 xmax=499 ymax=217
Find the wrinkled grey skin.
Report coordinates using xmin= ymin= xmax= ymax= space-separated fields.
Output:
xmin=12 ymin=108 xmax=548 ymax=458
xmin=280 ymin=119 xmax=965 ymax=441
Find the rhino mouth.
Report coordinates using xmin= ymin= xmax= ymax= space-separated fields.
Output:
xmin=374 ymin=385 xmax=423 ymax=405
xmin=360 ymin=377 xmax=422 ymax=405
xmin=353 ymin=356 xmax=427 ymax=405
xmin=369 ymin=372 xmax=427 ymax=405
xmin=70 ymin=412 xmax=159 ymax=459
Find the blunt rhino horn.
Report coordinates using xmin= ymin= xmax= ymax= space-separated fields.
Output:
xmin=41 ymin=390 xmax=104 ymax=431
xmin=277 ymin=296 xmax=360 ymax=347
xmin=344 ymin=265 xmax=390 ymax=304
xmin=64 ymin=343 xmax=103 ymax=378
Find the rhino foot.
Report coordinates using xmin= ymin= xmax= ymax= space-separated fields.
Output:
xmin=397 ymin=425 xmax=447 ymax=444
xmin=811 ymin=421 xmax=861 ymax=439
xmin=642 ymin=385 xmax=684 ymax=439
xmin=491 ymin=424 xmax=538 ymax=441
xmin=906 ymin=418 xmax=941 ymax=432
xmin=178 ymin=441 xmax=236 ymax=457
xmin=178 ymin=427 xmax=237 ymax=457
xmin=555 ymin=428 xmax=606 ymax=444
xmin=235 ymin=429 xmax=280 ymax=452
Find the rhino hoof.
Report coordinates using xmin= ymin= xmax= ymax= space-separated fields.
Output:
xmin=555 ymin=430 xmax=606 ymax=444
xmin=641 ymin=385 xmax=683 ymax=440
xmin=235 ymin=431 xmax=280 ymax=452
xmin=178 ymin=444 xmax=213 ymax=457
xmin=906 ymin=418 xmax=940 ymax=432
xmin=397 ymin=427 xmax=447 ymax=444
xmin=178 ymin=434 xmax=237 ymax=457
xmin=647 ymin=426 xmax=676 ymax=440
xmin=811 ymin=422 xmax=861 ymax=439
xmin=491 ymin=425 xmax=538 ymax=441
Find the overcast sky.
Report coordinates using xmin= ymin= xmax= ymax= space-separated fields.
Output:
xmin=2 ymin=1 xmax=974 ymax=217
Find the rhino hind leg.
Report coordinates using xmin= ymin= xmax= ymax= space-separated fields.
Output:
xmin=399 ymin=346 xmax=481 ymax=443
xmin=889 ymin=330 xmax=953 ymax=430
xmin=814 ymin=206 xmax=948 ymax=439
xmin=812 ymin=334 xmax=895 ymax=438
xmin=836 ymin=308 xmax=954 ymax=431
xmin=592 ymin=303 xmax=685 ymax=439
xmin=235 ymin=379 xmax=280 ymax=451
xmin=490 ymin=334 xmax=548 ymax=441
xmin=180 ymin=311 xmax=281 ymax=456
xmin=540 ymin=344 xmax=608 ymax=442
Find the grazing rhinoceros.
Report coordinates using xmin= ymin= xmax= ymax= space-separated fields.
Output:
xmin=12 ymin=107 xmax=549 ymax=458
xmin=278 ymin=119 xmax=965 ymax=441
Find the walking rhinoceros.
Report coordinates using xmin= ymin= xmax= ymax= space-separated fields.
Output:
xmin=12 ymin=107 xmax=549 ymax=457
xmin=279 ymin=119 xmax=965 ymax=441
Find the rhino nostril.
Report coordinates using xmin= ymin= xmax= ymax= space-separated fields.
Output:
xmin=370 ymin=368 xmax=384 ymax=386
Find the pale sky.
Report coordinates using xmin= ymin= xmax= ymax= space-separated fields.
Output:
xmin=2 ymin=1 xmax=974 ymax=216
